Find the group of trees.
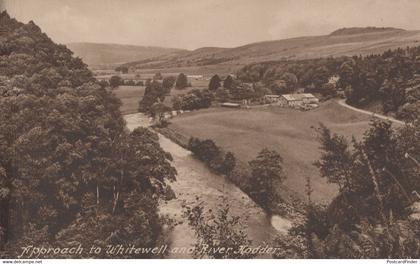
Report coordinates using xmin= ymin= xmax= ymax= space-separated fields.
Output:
xmin=138 ymin=73 xmax=194 ymax=117
xmin=138 ymin=76 xmax=176 ymax=114
xmin=107 ymin=75 xmax=144 ymax=89
xmin=339 ymin=47 xmax=420 ymax=120
xmin=115 ymin=66 xmax=129 ymax=74
xmin=188 ymin=136 xmax=285 ymax=213
xmin=208 ymin=74 xmax=270 ymax=102
xmin=188 ymin=138 xmax=236 ymax=176
xmin=237 ymin=57 xmax=345 ymax=97
xmin=0 ymin=11 xmax=176 ymax=258
xmin=276 ymin=119 xmax=420 ymax=258
xmin=182 ymin=197 xmax=256 ymax=259
xmin=172 ymin=89 xmax=213 ymax=111
xmin=237 ymin=46 xmax=420 ymax=120
xmin=248 ymin=149 xmax=286 ymax=210
xmin=175 ymin=73 xmax=190 ymax=89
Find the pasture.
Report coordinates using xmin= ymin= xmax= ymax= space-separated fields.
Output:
xmin=166 ymin=100 xmax=376 ymax=203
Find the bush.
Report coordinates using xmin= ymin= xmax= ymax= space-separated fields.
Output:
xmin=188 ymin=137 xmax=236 ymax=176
xmin=109 ymin=75 xmax=123 ymax=88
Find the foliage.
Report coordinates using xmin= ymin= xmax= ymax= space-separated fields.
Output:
xmin=109 ymin=75 xmax=123 ymax=88
xmin=115 ymin=66 xmax=128 ymax=74
xmin=305 ymin=119 xmax=420 ymax=258
xmin=249 ymin=149 xmax=285 ymax=210
xmin=223 ymin=75 xmax=234 ymax=90
xmin=138 ymin=80 xmax=166 ymax=114
xmin=214 ymin=87 xmax=230 ymax=102
xmin=208 ymin=74 xmax=221 ymax=91
xmin=175 ymin=73 xmax=188 ymax=89
xmin=150 ymin=101 xmax=172 ymax=126
xmin=176 ymin=89 xmax=214 ymax=111
xmin=162 ymin=76 xmax=176 ymax=94
xmin=237 ymin=46 xmax=420 ymax=120
xmin=0 ymin=12 xmax=176 ymax=258
xmin=188 ymin=138 xmax=236 ymax=176
xmin=182 ymin=197 xmax=256 ymax=259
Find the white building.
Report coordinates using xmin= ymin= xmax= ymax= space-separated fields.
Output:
xmin=280 ymin=93 xmax=319 ymax=107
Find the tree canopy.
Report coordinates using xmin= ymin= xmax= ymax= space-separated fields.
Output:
xmin=0 ymin=11 xmax=176 ymax=258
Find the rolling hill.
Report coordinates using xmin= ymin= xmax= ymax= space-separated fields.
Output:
xmin=123 ymin=27 xmax=420 ymax=73
xmin=67 ymin=42 xmax=186 ymax=67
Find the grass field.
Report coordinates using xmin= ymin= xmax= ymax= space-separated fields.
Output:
xmin=166 ymin=100 xmax=374 ymax=203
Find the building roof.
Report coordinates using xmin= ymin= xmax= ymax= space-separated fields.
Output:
xmin=281 ymin=93 xmax=317 ymax=101
xmin=264 ymin=94 xmax=280 ymax=98
xmin=221 ymin=102 xmax=240 ymax=107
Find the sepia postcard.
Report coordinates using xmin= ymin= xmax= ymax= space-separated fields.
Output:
xmin=0 ymin=0 xmax=419 ymax=263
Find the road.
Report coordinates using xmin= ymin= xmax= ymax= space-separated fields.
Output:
xmin=337 ymin=99 xmax=405 ymax=125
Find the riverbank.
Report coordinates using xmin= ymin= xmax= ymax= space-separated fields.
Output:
xmin=154 ymin=125 xmax=306 ymax=219
xmin=124 ymin=113 xmax=295 ymax=259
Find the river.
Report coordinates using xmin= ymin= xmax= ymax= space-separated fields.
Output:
xmin=124 ymin=113 xmax=292 ymax=258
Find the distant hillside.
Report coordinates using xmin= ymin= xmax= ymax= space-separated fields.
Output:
xmin=124 ymin=27 xmax=420 ymax=72
xmin=330 ymin=27 xmax=405 ymax=36
xmin=67 ymin=42 xmax=186 ymax=66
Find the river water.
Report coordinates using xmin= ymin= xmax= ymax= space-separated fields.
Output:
xmin=124 ymin=113 xmax=292 ymax=258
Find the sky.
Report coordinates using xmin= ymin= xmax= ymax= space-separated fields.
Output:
xmin=2 ymin=0 xmax=420 ymax=50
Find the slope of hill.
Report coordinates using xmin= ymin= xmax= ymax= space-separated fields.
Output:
xmin=124 ymin=27 xmax=420 ymax=72
xmin=67 ymin=42 xmax=186 ymax=66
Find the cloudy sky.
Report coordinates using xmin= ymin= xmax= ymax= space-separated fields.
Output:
xmin=3 ymin=0 xmax=420 ymax=50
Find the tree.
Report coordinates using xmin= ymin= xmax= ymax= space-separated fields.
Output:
xmin=138 ymin=80 xmax=165 ymax=113
xmin=171 ymin=95 xmax=182 ymax=110
xmin=223 ymin=75 xmax=234 ymax=90
xmin=0 ymin=12 xmax=177 ymax=257
xmin=175 ymin=73 xmax=188 ymax=89
xmin=215 ymin=87 xmax=230 ymax=102
xmin=176 ymin=89 xmax=214 ymax=111
xmin=314 ymin=123 xmax=354 ymax=193
xmin=281 ymin=72 xmax=298 ymax=91
xmin=188 ymin=138 xmax=221 ymax=162
xmin=270 ymin=80 xmax=290 ymax=95
xmin=249 ymin=148 xmax=285 ymax=209
xmin=109 ymin=75 xmax=123 ymax=88
xmin=183 ymin=198 xmax=256 ymax=259
xmin=162 ymin=76 xmax=176 ymax=94
xmin=150 ymin=101 xmax=171 ymax=126
xmin=311 ymin=66 xmax=330 ymax=88
xmin=208 ymin=74 xmax=221 ymax=91
xmin=115 ymin=66 xmax=128 ymax=74
xmin=221 ymin=152 xmax=236 ymax=176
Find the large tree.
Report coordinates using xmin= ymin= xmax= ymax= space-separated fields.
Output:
xmin=138 ymin=80 xmax=166 ymax=113
xmin=175 ymin=73 xmax=188 ymax=89
xmin=162 ymin=76 xmax=176 ymax=94
xmin=109 ymin=75 xmax=123 ymax=88
xmin=249 ymin=148 xmax=285 ymax=209
xmin=208 ymin=74 xmax=221 ymax=91
xmin=223 ymin=75 xmax=234 ymax=90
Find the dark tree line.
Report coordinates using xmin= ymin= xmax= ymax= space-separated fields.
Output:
xmin=237 ymin=46 xmax=420 ymax=120
xmin=0 ymin=11 xmax=176 ymax=258
xmin=274 ymin=119 xmax=420 ymax=258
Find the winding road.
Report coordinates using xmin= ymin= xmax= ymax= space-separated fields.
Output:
xmin=337 ymin=99 xmax=405 ymax=125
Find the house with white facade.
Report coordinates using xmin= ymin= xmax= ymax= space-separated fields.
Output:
xmin=279 ymin=93 xmax=319 ymax=107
